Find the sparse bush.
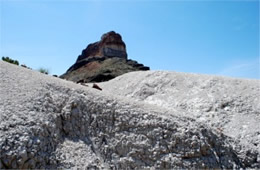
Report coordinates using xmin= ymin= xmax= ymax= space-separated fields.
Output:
xmin=2 ymin=56 xmax=19 ymax=65
xmin=38 ymin=68 xmax=49 ymax=75
xmin=21 ymin=64 xmax=32 ymax=70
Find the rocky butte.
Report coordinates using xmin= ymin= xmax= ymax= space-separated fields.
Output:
xmin=60 ymin=31 xmax=150 ymax=83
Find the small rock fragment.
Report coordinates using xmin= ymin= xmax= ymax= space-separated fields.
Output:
xmin=92 ymin=84 xmax=102 ymax=91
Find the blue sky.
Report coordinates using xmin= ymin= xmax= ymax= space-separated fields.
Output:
xmin=0 ymin=0 xmax=259 ymax=79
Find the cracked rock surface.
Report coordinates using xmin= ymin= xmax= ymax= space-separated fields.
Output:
xmin=0 ymin=61 xmax=259 ymax=169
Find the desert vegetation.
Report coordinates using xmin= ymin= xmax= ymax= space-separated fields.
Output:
xmin=2 ymin=56 xmax=50 ymax=75
xmin=2 ymin=56 xmax=19 ymax=65
xmin=38 ymin=68 xmax=49 ymax=75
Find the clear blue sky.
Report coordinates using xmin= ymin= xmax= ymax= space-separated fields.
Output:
xmin=0 ymin=0 xmax=259 ymax=79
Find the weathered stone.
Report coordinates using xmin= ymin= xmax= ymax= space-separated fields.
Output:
xmin=0 ymin=160 xmax=3 ymax=169
xmin=1 ymin=61 xmax=259 ymax=169
xmin=103 ymin=47 xmax=126 ymax=58
xmin=92 ymin=83 xmax=102 ymax=91
xmin=77 ymin=31 xmax=127 ymax=62
xmin=60 ymin=31 xmax=149 ymax=83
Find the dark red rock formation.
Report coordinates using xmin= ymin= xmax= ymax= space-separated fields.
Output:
xmin=60 ymin=31 xmax=149 ymax=83
xmin=77 ymin=31 xmax=127 ymax=62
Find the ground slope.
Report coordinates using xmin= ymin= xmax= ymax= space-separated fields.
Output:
xmin=101 ymin=71 xmax=260 ymax=161
xmin=0 ymin=61 xmax=259 ymax=169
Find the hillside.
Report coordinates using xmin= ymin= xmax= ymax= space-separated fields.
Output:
xmin=0 ymin=60 xmax=259 ymax=169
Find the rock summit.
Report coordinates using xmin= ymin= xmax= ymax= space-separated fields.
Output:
xmin=61 ymin=31 xmax=149 ymax=83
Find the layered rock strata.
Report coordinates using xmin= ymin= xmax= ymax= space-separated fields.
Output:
xmin=61 ymin=31 xmax=149 ymax=83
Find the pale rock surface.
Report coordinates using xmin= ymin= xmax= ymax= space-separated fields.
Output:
xmin=101 ymin=71 xmax=260 ymax=165
xmin=0 ymin=61 xmax=259 ymax=169
xmin=101 ymin=72 xmax=260 ymax=142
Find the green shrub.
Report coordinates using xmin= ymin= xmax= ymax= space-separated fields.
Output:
xmin=38 ymin=68 xmax=49 ymax=75
xmin=2 ymin=56 xmax=19 ymax=65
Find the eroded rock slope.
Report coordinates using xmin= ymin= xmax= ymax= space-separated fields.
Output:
xmin=0 ymin=61 xmax=259 ymax=169
xmin=101 ymin=71 xmax=260 ymax=164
